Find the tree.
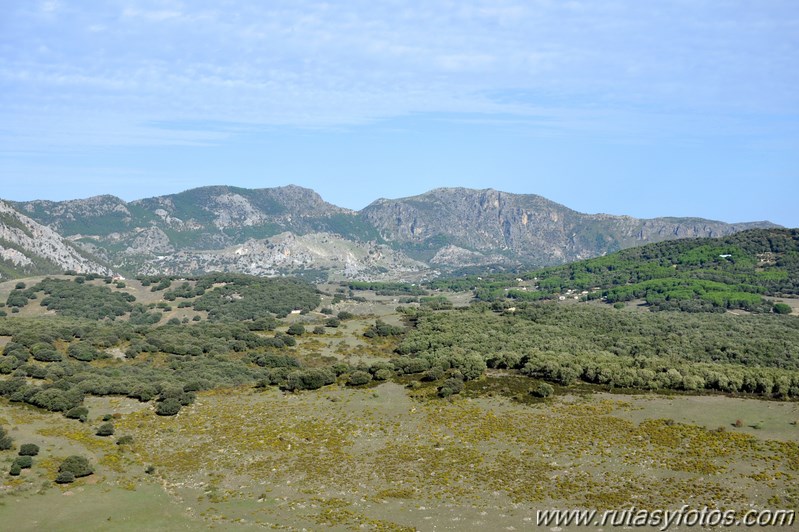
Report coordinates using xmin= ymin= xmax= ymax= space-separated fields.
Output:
xmin=59 ymin=455 xmax=93 ymax=477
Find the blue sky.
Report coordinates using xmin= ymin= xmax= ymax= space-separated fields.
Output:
xmin=1 ymin=1 xmax=797 ymax=226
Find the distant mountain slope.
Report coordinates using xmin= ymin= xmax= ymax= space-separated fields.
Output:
xmin=0 ymin=201 xmax=111 ymax=279
xmin=522 ymin=228 xmax=799 ymax=313
xmin=8 ymin=185 xmax=780 ymax=279
xmin=360 ymin=188 xmax=778 ymax=265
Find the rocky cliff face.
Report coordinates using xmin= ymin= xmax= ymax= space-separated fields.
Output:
xmin=360 ymin=188 xmax=777 ymax=266
xmin=0 ymin=200 xmax=111 ymax=279
xmin=6 ymin=185 xmax=779 ymax=280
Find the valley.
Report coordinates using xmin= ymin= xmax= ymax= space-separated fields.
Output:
xmin=0 ymin=244 xmax=797 ymax=529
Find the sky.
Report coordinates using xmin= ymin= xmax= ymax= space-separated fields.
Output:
xmin=1 ymin=0 xmax=797 ymax=226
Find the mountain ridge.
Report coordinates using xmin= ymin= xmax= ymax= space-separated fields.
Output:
xmin=4 ymin=185 xmax=780 ymax=280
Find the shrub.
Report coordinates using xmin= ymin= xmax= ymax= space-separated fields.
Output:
xmin=59 ymin=455 xmax=93 ymax=477
xmin=325 ymin=317 xmax=340 ymax=328
xmin=96 ymin=423 xmax=115 ymax=436
xmin=374 ymin=368 xmax=393 ymax=381
xmin=531 ymin=382 xmax=555 ymax=398
xmin=347 ymin=371 xmax=373 ymax=386
xmin=282 ymin=368 xmax=336 ymax=391
xmin=116 ymin=435 xmax=134 ymax=446
xmin=31 ymin=349 xmax=62 ymax=363
xmin=438 ymin=378 xmax=464 ymax=398
xmin=127 ymin=383 xmax=158 ymax=402
xmin=14 ymin=455 xmax=32 ymax=469
xmin=18 ymin=443 xmax=39 ymax=456
xmin=773 ymin=303 xmax=792 ymax=315
xmin=421 ymin=367 xmax=444 ymax=382
xmin=155 ymin=398 xmax=181 ymax=416
xmin=65 ymin=406 xmax=89 ymax=422
xmin=9 ymin=463 xmax=21 ymax=476
xmin=55 ymin=471 xmax=75 ymax=484
xmin=337 ymin=311 xmax=354 ymax=320
xmin=287 ymin=323 xmax=305 ymax=336
xmin=67 ymin=343 xmax=101 ymax=362
xmin=313 ymin=326 xmax=325 ymax=335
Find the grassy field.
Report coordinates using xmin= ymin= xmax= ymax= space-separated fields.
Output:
xmin=1 ymin=275 xmax=798 ymax=530
xmin=3 ymin=381 xmax=797 ymax=530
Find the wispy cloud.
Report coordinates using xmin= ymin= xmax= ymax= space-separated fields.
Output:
xmin=0 ymin=0 xmax=797 ymax=150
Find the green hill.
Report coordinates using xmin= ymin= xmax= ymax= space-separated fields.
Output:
xmin=448 ymin=228 xmax=798 ymax=313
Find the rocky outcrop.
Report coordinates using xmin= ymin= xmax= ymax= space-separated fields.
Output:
xmin=0 ymin=201 xmax=111 ymax=279
xmin=137 ymin=232 xmax=427 ymax=281
xmin=361 ymin=188 xmax=778 ymax=266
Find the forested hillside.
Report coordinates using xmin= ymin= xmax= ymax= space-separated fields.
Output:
xmin=431 ymin=229 xmax=798 ymax=314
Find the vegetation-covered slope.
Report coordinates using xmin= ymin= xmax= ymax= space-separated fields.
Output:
xmin=530 ymin=228 xmax=799 ymax=312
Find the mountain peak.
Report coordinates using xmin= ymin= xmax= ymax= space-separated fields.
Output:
xmin=1 ymin=185 xmax=781 ymax=280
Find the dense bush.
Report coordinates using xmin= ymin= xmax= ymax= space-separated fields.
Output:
xmin=438 ymin=378 xmax=464 ymax=397
xmin=59 ymin=455 xmax=93 ymax=477
xmin=67 ymin=342 xmax=102 ymax=362
xmin=18 ymin=443 xmax=39 ymax=456
xmin=55 ymin=471 xmax=75 ymax=484
xmin=31 ymin=347 xmax=62 ymax=362
xmin=281 ymin=368 xmax=336 ymax=391
xmin=531 ymin=382 xmax=555 ymax=398
xmin=65 ymin=406 xmax=89 ymax=422
xmin=96 ymin=422 xmax=115 ymax=436
xmin=287 ymin=323 xmax=305 ymax=336
xmin=155 ymin=398 xmax=182 ymax=416
xmin=364 ymin=320 xmax=404 ymax=338
xmin=14 ymin=455 xmax=32 ymax=469
xmin=347 ymin=370 xmax=373 ymax=386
